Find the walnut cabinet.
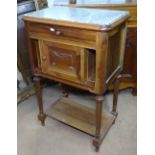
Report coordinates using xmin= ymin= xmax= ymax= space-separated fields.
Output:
xmin=23 ymin=6 xmax=129 ymax=151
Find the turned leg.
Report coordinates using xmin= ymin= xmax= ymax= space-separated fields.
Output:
xmin=61 ymin=84 xmax=70 ymax=97
xmin=112 ymin=77 xmax=120 ymax=119
xmin=112 ymin=74 xmax=133 ymax=122
xmin=34 ymin=77 xmax=46 ymax=126
xmin=93 ymin=95 xmax=104 ymax=152
xmin=111 ymin=75 xmax=123 ymax=124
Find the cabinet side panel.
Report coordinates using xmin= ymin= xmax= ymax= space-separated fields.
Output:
xmin=105 ymin=24 xmax=127 ymax=85
xmin=106 ymin=31 xmax=121 ymax=79
xmin=122 ymin=27 xmax=137 ymax=80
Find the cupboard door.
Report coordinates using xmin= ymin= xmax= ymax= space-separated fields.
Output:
xmin=39 ymin=41 xmax=86 ymax=82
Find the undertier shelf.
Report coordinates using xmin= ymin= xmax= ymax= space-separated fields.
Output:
xmin=46 ymin=97 xmax=115 ymax=136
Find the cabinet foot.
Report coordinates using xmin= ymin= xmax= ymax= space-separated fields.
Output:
xmin=111 ymin=111 xmax=118 ymax=124
xmin=38 ymin=113 xmax=46 ymax=126
xmin=62 ymin=84 xmax=70 ymax=97
xmin=93 ymin=138 xmax=100 ymax=152
xmin=63 ymin=93 xmax=69 ymax=97
xmin=95 ymin=146 xmax=99 ymax=152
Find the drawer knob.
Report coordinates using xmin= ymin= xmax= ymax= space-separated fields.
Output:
xmin=55 ymin=30 xmax=61 ymax=36
xmin=42 ymin=56 xmax=47 ymax=61
xmin=49 ymin=27 xmax=61 ymax=36
xmin=49 ymin=27 xmax=55 ymax=32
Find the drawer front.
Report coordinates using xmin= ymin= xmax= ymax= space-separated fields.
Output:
xmin=28 ymin=22 xmax=96 ymax=43
xmin=39 ymin=41 xmax=87 ymax=82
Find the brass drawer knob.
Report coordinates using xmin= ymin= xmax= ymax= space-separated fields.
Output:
xmin=49 ymin=27 xmax=55 ymax=32
xmin=49 ymin=27 xmax=61 ymax=36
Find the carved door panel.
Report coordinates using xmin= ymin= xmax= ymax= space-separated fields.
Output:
xmin=39 ymin=41 xmax=86 ymax=82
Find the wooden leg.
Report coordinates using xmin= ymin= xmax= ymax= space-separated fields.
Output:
xmin=112 ymin=74 xmax=133 ymax=123
xmin=34 ymin=77 xmax=46 ymax=126
xmin=62 ymin=84 xmax=70 ymax=97
xmin=112 ymin=76 xmax=120 ymax=115
xmin=93 ymin=95 xmax=104 ymax=152
xmin=111 ymin=76 xmax=120 ymax=124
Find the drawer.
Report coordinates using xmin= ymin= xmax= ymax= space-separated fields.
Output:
xmin=28 ymin=22 xmax=96 ymax=43
xmin=39 ymin=41 xmax=88 ymax=82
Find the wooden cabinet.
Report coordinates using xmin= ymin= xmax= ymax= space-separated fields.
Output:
xmin=26 ymin=21 xmax=128 ymax=93
xmin=23 ymin=6 xmax=129 ymax=151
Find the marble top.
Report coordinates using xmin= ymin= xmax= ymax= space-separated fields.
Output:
xmin=23 ymin=6 xmax=129 ymax=30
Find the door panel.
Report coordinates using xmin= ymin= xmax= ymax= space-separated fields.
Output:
xmin=39 ymin=41 xmax=85 ymax=81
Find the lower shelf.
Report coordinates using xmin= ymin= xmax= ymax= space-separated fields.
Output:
xmin=46 ymin=97 xmax=115 ymax=136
